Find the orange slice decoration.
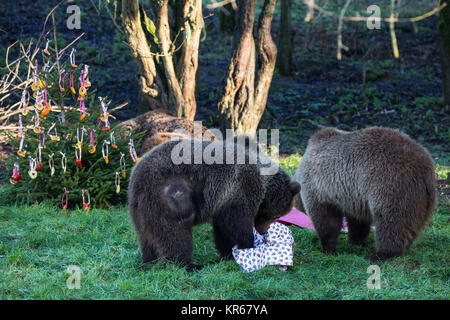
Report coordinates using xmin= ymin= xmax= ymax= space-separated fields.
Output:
xmin=41 ymin=106 xmax=50 ymax=116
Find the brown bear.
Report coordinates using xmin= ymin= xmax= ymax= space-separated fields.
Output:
xmin=118 ymin=109 xmax=216 ymax=154
xmin=128 ymin=136 xmax=300 ymax=270
xmin=293 ymin=127 xmax=437 ymax=261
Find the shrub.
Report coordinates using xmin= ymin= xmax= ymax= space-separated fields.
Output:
xmin=5 ymin=47 xmax=141 ymax=209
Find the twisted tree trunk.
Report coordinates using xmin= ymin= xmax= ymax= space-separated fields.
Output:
xmin=217 ymin=0 xmax=278 ymax=136
xmin=122 ymin=0 xmax=203 ymax=119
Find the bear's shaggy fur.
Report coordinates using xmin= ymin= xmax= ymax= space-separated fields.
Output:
xmin=128 ymin=137 xmax=300 ymax=270
xmin=294 ymin=127 xmax=437 ymax=261
xmin=119 ymin=109 xmax=216 ymax=154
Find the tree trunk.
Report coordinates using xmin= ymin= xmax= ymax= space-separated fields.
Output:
xmin=217 ymin=0 xmax=278 ymax=136
xmin=122 ymin=0 xmax=165 ymax=113
xmin=277 ymin=0 xmax=293 ymax=76
xmin=438 ymin=0 xmax=450 ymax=107
xmin=122 ymin=0 xmax=203 ymax=119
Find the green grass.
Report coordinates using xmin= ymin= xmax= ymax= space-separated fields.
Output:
xmin=0 ymin=155 xmax=449 ymax=300
xmin=0 ymin=158 xmax=450 ymax=299
xmin=0 ymin=200 xmax=448 ymax=299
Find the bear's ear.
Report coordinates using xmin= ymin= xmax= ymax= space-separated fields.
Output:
xmin=289 ymin=181 xmax=301 ymax=195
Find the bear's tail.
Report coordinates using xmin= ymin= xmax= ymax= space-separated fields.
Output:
xmin=162 ymin=178 xmax=195 ymax=222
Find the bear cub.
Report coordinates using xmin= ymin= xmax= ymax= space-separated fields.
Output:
xmin=294 ymin=127 xmax=437 ymax=261
xmin=128 ymin=136 xmax=300 ymax=270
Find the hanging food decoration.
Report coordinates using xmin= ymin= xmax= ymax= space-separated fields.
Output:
xmin=33 ymin=108 xmax=42 ymax=134
xmin=99 ymin=97 xmax=110 ymax=131
xmin=79 ymin=96 xmax=86 ymax=121
xmin=75 ymin=144 xmax=82 ymax=167
xmin=82 ymin=189 xmax=90 ymax=211
xmin=115 ymin=171 xmax=120 ymax=194
xmin=17 ymin=115 xmax=26 ymax=157
xmin=69 ymin=71 xmax=76 ymax=95
xmin=60 ymin=152 xmax=67 ymax=174
xmin=21 ymin=90 xmax=28 ymax=115
xmin=102 ymin=140 xmax=110 ymax=164
xmin=128 ymin=138 xmax=140 ymax=163
xmin=43 ymin=39 xmax=51 ymax=56
xmin=88 ymin=128 xmax=96 ymax=154
xmin=31 ymin=60 xmax=39 ymax=92
xmin=83 ymin=65 xmax=91 ymax=88
xmin=48 ymin=153 xmax=55 ymax=176
xmin=110 ymin=131 xmax=117 ymax=149
xmin=120 ymin=152 xmax=126 ymax=178
xmin=36 ymin=144 xmax=44 ymax=171
xmin=59 ymin=70 xmax=66 ymax=93
xmin=28 ymin=157 xmax=38 ymax=179
xmin=48 ymin=122 xmax=60 ymax=141
xmin=76 ymin=127 xmax=86 ymax=149
xmin=61 ymin=187 xmax=69 ymax=210
xmin=41 ymin=89 xmax=50 ymax=116
xmin=69 ymin=48 xmax=77 ymax=68
xmin=10 ymin=163 xmax=21 ymax=184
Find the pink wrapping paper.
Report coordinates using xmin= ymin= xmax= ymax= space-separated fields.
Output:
xmin=276 ymin=207 xmax=348 ymax=232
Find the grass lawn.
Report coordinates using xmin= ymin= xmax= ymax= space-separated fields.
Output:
xmin=0 ymin=158 xmax=448 ymax=300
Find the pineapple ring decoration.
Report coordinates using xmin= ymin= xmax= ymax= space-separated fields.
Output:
xmin=33 ymin=108 xmax=42 ymax=134
xmin=88 ymin=128 xmax=96 ymax=154
xmin=47 ymin=122 xmax=60 ymax=141
xmin=28 ymin=157 xmax=38 ymax=179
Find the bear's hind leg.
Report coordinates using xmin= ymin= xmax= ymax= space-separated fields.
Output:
xmin=140 ymin=237 xmax=158 ymax=264
xmin=347 ymin=216 xmax=371 ymax=247
xmin=368 ymin=208 xmax=407 ymax=261
xmin=153 ymin=223 xmax=201 ymax=270
xmin=212 ymin=206 xmax=254 ymax=259
xmin=310 ymin=204 xmax=343 ymax=254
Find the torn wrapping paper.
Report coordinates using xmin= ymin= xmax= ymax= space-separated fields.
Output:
xmin=276 ymin=207 xmax=348 ymax=232
xmin=232 ymin=222 xmax=294 ymax=273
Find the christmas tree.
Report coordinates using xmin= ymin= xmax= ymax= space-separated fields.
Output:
xmin=7 ymin=45 xmax=141 ymax=209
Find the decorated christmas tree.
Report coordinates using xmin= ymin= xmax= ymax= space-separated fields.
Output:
xmin=7 ymin=44 xmax=141 ymax=209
